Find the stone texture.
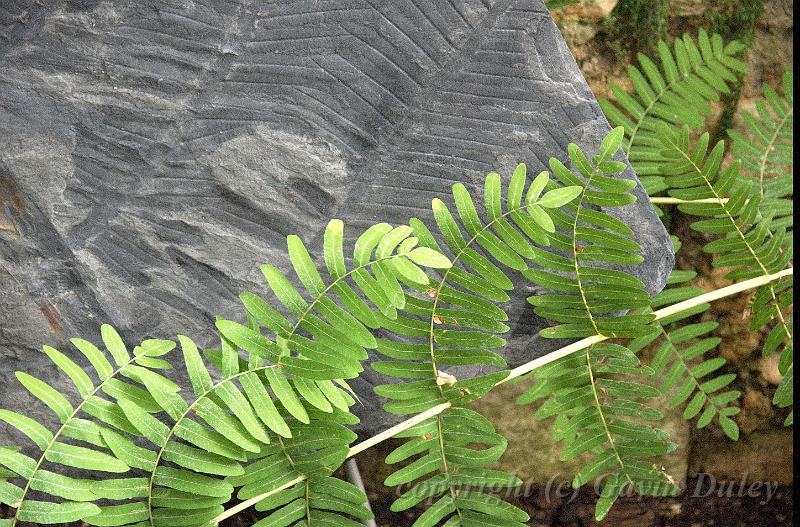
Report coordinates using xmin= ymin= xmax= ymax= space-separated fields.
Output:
xmin=0 ymin=0 xmax=673 ymax=439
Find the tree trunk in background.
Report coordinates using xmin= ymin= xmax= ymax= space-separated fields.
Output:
xmin=704 ymin=0 xmax=766 ymax=144
xmin=605 ymin=0 xmax=669 ymax=58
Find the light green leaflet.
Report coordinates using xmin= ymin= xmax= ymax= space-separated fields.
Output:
xmin=100 ymin=324 xmax=129 ymax=366
xmin=15 ymin=372 xmax=73 ymax=424
xmin=42 ymin=346 xmax=94 ymax=397
xmin=0 ymin=410 xmax=53 ymax=450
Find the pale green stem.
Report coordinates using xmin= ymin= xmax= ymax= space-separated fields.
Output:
xmin=212 ymin=266 xmax=793 ymax=523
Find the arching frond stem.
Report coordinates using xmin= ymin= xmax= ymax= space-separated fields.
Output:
xmin=650 ymin=197 xmax=730 ymax=204
xmin=212 ymin=266 xmax=793 ymax=523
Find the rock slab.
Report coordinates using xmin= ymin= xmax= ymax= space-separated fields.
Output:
xmin=0 ymin=0 xmax=673 ymax=436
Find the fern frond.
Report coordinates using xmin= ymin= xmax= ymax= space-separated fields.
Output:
xmin=223 ymin=404 xmax=358 ymax=501
xmin=374 ymin=127 xmax=672 ymax=522
xmin=373 ymin=151 xmax=588 ymax=525
xmin=227 ymin=413 xmax=373 ymax=527
xmin=523 ymin=341 xmax=677 ymax=520
xmin=656 ymin=124 xmax=793 ymax=424
xmin=245 ymin=475 xmax=372 ymax=527
xmin=143 ymin=222 xmax=450 ymax=523
xmin=383 ymin=407 xmax=526 ymax=527
xmin=728 ymin=68 xmax=793 ymax=230
xmin=525 ymin=128 xmax=654 ymax=340
xmin=752 ymin=276 xmax=794 ymax=426
xmin=520 ymin=127 xmax=679 ymax=520
xmin=599 ymin=29 xmax=746 ymax=180
xmin=0 ymin=325 xmax=162 ymax=525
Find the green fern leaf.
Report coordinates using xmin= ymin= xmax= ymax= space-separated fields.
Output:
xmin=636 ymin=270 xmax=742 ymax=439
xmin=375 ymin=137 xmax=622 ymax=525
xmin=251 ymin=479 xmax=372 ymax=527
xmin=516 ymin=129 xmax=680 ymax=520
xmin=656 ymin=123 xmax=793 ymax=423
xmin=599 ymin=30 xmax=746 ymax=178
xmin=728 ymin=69 xmax=793 ymax=225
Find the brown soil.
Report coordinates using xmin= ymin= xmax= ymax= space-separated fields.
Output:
xmin=370 ymin=478 xmax=793 ymax=527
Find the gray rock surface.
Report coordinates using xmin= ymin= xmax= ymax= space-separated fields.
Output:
xmin=0 ymin=0 xmax=673 ymax=438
